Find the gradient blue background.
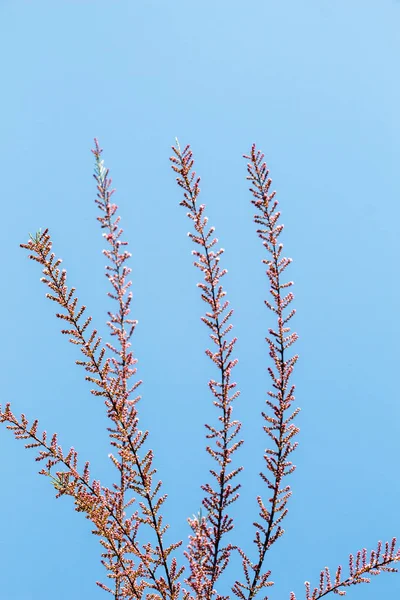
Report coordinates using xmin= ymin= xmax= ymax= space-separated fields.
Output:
xmin=0 ymin=1 xmax=399 ymax=599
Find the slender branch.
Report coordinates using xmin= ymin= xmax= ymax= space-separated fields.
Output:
xmin=91 ymin=139 xmax=142 ymax=599
xmin=233 ymin=145 xmax=299 ymax=600
xmin=289 ymin=538 xmax=400 ymax=599
xmin=171 ymin=141 xmax=243 ymax=600
xmin=20 ymin=228 xmax=181 ymax=600
xmin=0 ymin=403 xmax=154 ymax=600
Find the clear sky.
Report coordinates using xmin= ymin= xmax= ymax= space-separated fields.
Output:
xmin=0 ymin=1 xmax=399 ymax=599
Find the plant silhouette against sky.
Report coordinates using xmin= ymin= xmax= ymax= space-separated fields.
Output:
xmin=0 ymin=140 xmax=398 ymax=600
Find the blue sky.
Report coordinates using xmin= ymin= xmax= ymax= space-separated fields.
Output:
xmin=0 ymin=0 xmax=399 ymax=599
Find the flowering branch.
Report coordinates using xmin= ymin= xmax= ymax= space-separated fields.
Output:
xmin=232 ymin=145 xmax=300 ymax=600
xmin=17 ymin=150 xmax=182 ymax=598
xmin=289 ymin=538 xmax=400 ymax=599
xmin=91 ymin=138 xmax=176 ymax=598
xmin=170 ymin=141 xmax=243 ymax=600
xmin=0 ymin=403 xmax=150 ymax=599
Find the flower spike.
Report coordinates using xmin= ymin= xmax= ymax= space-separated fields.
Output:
xmin=171 ymin=142 xmax=243 ymax=600
xmin=233 ymin=145 xmax=300 ymax=600
xmin=290 ymin=538 xmax=400 ymax=599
